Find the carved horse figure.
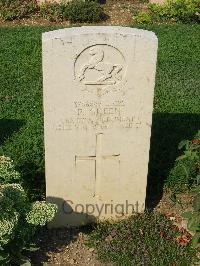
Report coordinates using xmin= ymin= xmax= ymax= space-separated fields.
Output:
xmin=78 ymin=47 xmax=123 ymax=84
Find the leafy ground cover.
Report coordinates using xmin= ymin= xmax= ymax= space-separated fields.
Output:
xmin=135 ymin=0 xmax=200 ymax=24
xmin=0 ymin=24 xmax=200 ymax=201
xmin=87 ymin=212 xmax=199 ymax=265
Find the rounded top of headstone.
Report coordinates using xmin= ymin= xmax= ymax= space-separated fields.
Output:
xmin=42 ymin=26 xmax=157 ymax=43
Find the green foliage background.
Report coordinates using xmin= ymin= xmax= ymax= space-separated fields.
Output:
xmin=135 ymin=0 xmax=200 ymax=24
xmin=63 ymin=0 xmax=104 ymax=22
xmin=0 ymin=0 xmax=104 ymax=22
xmin=0 ymin=24 xmax=200 ymax=200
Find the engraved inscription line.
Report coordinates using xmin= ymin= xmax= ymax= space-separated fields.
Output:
xmin=56 ymin=100 xmax=142 ymax=131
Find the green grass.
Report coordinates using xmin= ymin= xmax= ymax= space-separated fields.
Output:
xmin=87 ymin=212 xmax=199 ymax=266
xmin=0 ymin=24 xmax=200 ymax=200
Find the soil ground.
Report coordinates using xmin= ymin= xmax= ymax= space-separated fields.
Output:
xmin=31 ymin=227 xmax=113 ymax=265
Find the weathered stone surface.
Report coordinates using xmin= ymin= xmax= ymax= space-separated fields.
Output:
xmin=43 ymin=26 xmax=158 ymax=227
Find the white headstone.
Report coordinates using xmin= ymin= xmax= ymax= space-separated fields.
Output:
xmin=43 ymin=26 xmax=158 ymax=227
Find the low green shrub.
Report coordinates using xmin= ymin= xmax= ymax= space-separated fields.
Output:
xmin=63 ymin=0 xmax=104 ymax=23
xmin=0 ymin=155 xmax=39 ymax=200
xmin=135 ymin=0 xmax=200 ymax=24
xmin=166 ymin=131 xmax=200 ymax=247
xmin=0 ymin=156 xmax=21 ymax=184
xmin=87 ymin=213 xmax=198 ymax=265
xmin=182 ymin=183 xmax=200 ymax=247
xmin=0 ymin=183 xmax=57 ymax=265
xmin=0 ymin=0 xmax=104 ymax=22
xmin=0 ymin=157 xmax=57 ymax=265
xmin=166 ymin=130 xmax=200 ymax=193
xmin=39 ymin=2 xmax=65 ymax=22
xmin=0 ymin=0 xmax=38 ymax=21
xmin=135 ymin=11 xmax=152 ymax=23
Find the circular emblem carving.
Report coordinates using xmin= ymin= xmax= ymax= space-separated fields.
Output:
xmin=74 ymin=44 xmax=126 ymax=97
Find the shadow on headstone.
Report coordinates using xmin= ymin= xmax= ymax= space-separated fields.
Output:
xmin=146 ymin=112 xmax=200 ymax=210
xmin=47 ymin=196 xmax=97 ymax=228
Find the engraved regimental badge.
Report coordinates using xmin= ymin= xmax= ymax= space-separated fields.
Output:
xmin=74 ymin=44 xmax=127 ymax=97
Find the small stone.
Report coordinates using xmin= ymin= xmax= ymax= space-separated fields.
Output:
xmin=69 ymin=258 xmax=75 ymax=264
xmin=78 ymin=232 xmax=83 ymax=237
xmin=89 ymin=248 xmax=95 ymax=252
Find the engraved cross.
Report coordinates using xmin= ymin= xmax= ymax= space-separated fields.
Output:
xmin=75 ymin=133 xmax=120 ymax=197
